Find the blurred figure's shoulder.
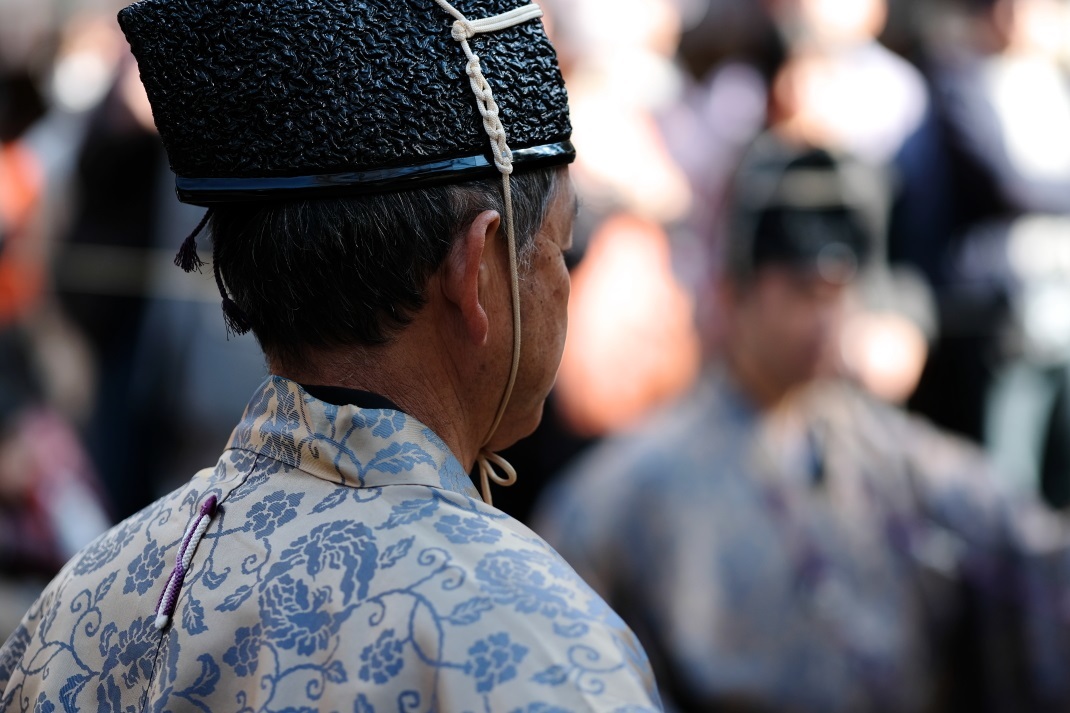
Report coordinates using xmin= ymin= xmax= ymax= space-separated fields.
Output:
xmin=813 ymin=378 xmax=1001 ymax=505
xmin=532 ymin=369 xmax=763 ymax=558
xmin=560 ymin=370 xmax=752 ymax=490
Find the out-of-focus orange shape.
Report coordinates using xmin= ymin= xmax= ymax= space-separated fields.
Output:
xmin=0 ymin=141 xmax=45 ymax=324
xmin=556 ymin=213 xmax=701 ymax=437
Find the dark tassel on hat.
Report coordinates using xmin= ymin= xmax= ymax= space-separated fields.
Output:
xmin=211 ymin=231 xmax=251 ymax=337
xmin=175 ymin=210 xmax=212 ymax=273
xmin=221 ymin=294 xmax=252 ymax=336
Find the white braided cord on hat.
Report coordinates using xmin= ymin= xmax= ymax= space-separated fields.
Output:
xmin=433 ymin=0 xmax=544 ymax=506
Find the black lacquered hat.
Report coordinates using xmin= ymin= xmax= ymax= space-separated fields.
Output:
xmin=117 ymin=0 xmax=574 ymax=205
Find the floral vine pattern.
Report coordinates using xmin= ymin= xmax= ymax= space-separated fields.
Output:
xmin=0 ymin=377 xmax=661 ymax=711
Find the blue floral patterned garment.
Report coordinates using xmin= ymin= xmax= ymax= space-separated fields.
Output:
xmin=0 ymin=377 xmax=662 ymax=712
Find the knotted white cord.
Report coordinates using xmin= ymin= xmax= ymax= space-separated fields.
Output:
xmin=433 ymin=0 xmax=542 ymax=506
xmin=450 ymin=4 xmax=544 ymax=38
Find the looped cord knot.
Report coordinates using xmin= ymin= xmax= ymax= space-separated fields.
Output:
xmin=478 ymin=450 xmax=518 ymax=507
xmin=452 ymin=19 xmax=475 ymax=41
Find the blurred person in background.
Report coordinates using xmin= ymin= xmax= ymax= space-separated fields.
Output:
xmin=0 ymin=330 xmax=109 ymax=641
xmin=661 ymin=0 xmax=939 ymax=402
xmin=535 ymin=140 xmax=1070 ymax=712
xmin=914 ymin=0 xmax=1070 ymax=510
xmin=760 ymin=0 xmax=942 ymax=401
xmin=53 ymin=47 xmax=268 ymax=520
xmin=0 ymin=56 xmax=110 ymax=641
xmin=0 ymin=0 xmax=663 ymax=708
xmin=497 ymin=0 xmax=940 ymax=522
xmin=55 ymin=50 xmax=170 ymax=520
xmin=665 ymin=0 xmax=937 ymax=279
xmin=763 ymin=0 xmax=931 ymax=167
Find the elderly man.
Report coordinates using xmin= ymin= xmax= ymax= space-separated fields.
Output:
xmin=0 ymin=0 xmax=661 ymax=710
xmin=535 ymin=138 xmax=1070 ymax=712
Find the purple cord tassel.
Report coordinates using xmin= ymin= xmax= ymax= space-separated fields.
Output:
xmin=154 ymin=495 xmax=218 ymax=630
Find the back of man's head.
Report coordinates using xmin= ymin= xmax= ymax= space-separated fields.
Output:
xmin=117 ymin=0 xmax=576 ymax=365
xmin=210 ymin=171 xmax=561 ymax=368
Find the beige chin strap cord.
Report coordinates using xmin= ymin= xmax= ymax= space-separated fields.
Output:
xmin=433 ymin=0 xmax=543 ymax=507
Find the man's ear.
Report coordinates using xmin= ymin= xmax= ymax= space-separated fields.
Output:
xmin=442 ymin=210 xmax=501 ymax=346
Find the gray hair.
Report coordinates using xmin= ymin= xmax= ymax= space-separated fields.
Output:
xmin=209 ymin=168 xmax=562 ymax=366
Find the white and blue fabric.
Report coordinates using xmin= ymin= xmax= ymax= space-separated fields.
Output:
xmin=0 ymin=377 xmax=662 ymax=712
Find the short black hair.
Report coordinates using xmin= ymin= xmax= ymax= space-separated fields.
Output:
xmin=209 ymin=168 xmax=561 ymax=367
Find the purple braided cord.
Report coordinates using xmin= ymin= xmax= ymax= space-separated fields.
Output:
xmin=155 ymin=495 xmax=218 ymax=627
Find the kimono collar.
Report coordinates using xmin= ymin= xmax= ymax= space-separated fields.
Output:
xmin=300 ymin=384 xmax=402 ymax=412
xmin=709 ymin=366 xmax=765 ymax=426
xmin=226 ymin=376 xmax=479 ymax=499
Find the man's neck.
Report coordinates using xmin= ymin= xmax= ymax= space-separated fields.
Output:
xmin=299 ymin=384 xmax=402 ymax=412
xmin=270 ymin=330 xmax=491 ymax=472
xmin=723 ymin=350 xmax=789 ymax=412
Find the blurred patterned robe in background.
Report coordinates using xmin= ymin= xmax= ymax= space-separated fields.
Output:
xmin=535 ymin=370 xmax=1070 ymax=713
xmin=0 ymin=377 xmax=661 ymax=712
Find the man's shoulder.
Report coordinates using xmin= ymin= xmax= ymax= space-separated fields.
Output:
xmin=179 ymin=483 xmax=661 ymax=708
xmin=2 ymin=472 xmax=661 ymax=711
xmin=0 ymin=470 xmax=227 ymax=711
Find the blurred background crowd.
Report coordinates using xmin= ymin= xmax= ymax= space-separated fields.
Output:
xmin=5 ymin=0 xmax=1070 ymax=708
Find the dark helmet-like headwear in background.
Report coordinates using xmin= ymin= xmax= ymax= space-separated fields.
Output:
xmin=117 ymin=0 xmax=575 ymax=504
xmin=726 ymin=135 xmax=882 ymax=285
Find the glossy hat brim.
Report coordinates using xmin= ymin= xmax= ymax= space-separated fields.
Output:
xmin=176 ymin=141 xmax=576 ymax=206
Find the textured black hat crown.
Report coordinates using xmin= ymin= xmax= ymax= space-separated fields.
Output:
xmin=118 ymin=0 xmax=574 ymax=204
